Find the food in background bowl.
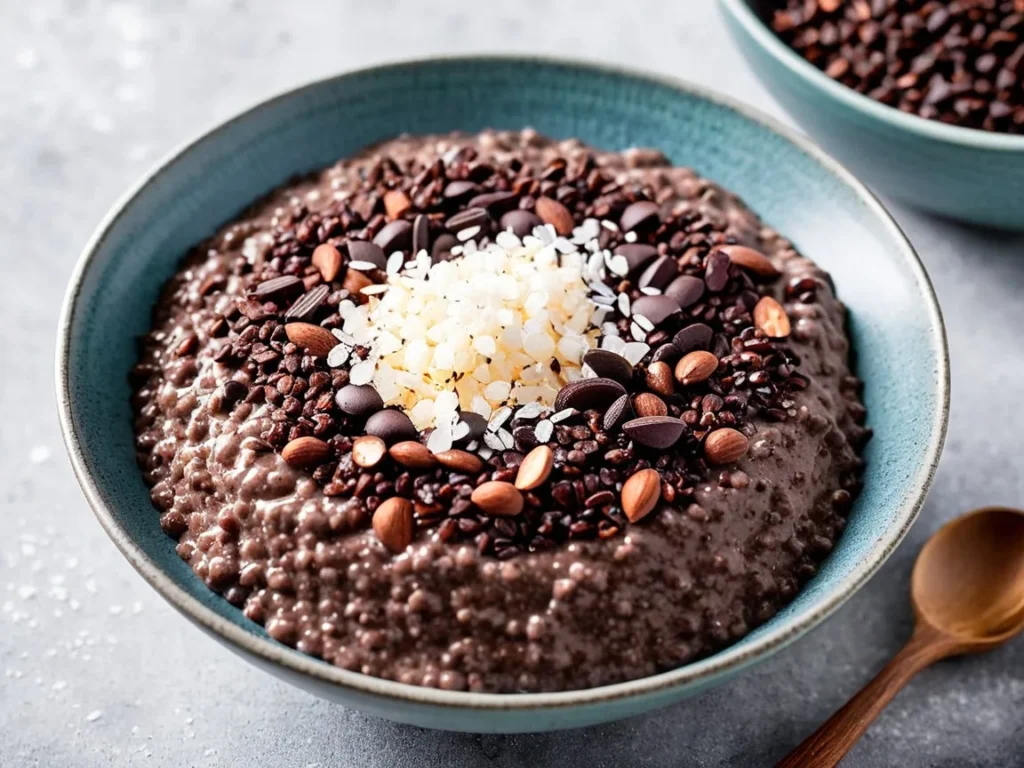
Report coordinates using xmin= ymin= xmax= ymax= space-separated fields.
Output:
xmin=131 ymin=129 xmax=869 ymax=693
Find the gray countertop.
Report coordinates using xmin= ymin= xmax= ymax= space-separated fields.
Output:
xmin=2 ymin=1 xmax=1022 ymax=765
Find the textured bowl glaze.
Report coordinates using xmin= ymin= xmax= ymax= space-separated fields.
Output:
xmin=56 ymin=56 xmax=948 ymax=733
xmin=720 ymin=0 xmax=1024 ymax=230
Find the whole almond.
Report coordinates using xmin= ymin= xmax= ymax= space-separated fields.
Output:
xmin=704 ymin=427 xmax=750 ymax=465
xmin=633 ymin=392 xmax=668 ymax=417
xmin=471 ymin=481 xmax=524 ymax=517
xmin=383 ymin=189 xmax=412 ymax=220
xmin=674 ymin=350 xmax=719 ymax=386
xmin=515 ymin=445 xmax=554 ymax=491
xmin=753 ymin=296 xmax=791 ymax=338
xmin=372 ymin=497 xmax=414 ymax=553
xmin=352 ymin=435 xmax=387 ymax=468
xmin=311 ymin=243 xmax=342 ymax=282
xmin=719 ymin=244 xmax=780 ymax=279
xmin=284 ymin=322 xmax=339 ymax=357
xmin=281 ymin=435 xmax=330 ymax=469
xmin=621 ymin=468 xmax=662 ymax=523
xmin=534 ymin=196 xmax=574 ymax=236
xmin=645 ymin=361 xmax=675 ymax=397
xmin=343 ymin=268 xmax=374 ymax=301
xmin=388 ymin=441 xmax=437 ymax=469
xmin=435 ymin=449 xmax=484 ymax=474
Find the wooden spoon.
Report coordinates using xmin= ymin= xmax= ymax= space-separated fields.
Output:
xmin=778 ymin=506 xmax=1024 ymax=768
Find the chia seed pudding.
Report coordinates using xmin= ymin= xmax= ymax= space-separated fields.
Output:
xmin=130 ymin=130 xmax=870 ymax=693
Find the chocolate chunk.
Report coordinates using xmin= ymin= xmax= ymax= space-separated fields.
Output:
xmin=372 ymin=220 xmax=412 ymax=252
xmin=619 ymin=200 xmax=660 ymax=232
xmin=631 ymin=295 xmax=681 ymax=326
xmin=284 ymin=284 xmax=330 ymax=321
xmin=602 ymin=394 xmax=634 ymax=432
xmin=704 ymin=250 xmax=731 ymax=293
xmin=638 ymin=255 xmax=680 ymax=291
xmin=222 ymin=380 xmax=248 ymax=406
xmin=431 ymin=233 xmax=459 ymax=262
xmin=651 ymin=342 xmax=682 ymax=364
xmin=334 ymin=384 xmax=384 ymax=417
xmin=673 ymin=323 xmax=713 ymax=354
xmin=622 ymin=416 xmax=686 ymax=449
xmin=446 ymin=207 xmax=490 ymax=235
xmin=457 ymin=411 xmax=488 ymax=442
xmin=614 ymin=244 xmax=658 ymax=276
xmin=412 ymin=214 xmax=431 ymax=255
xmin=365 ymin=409 xmax=417 ymax=444
xmin=443 ymin=180 xmax=481 ymax=201
xmin=499 ymin=210 xmax=542 ymax=238
xmin=665 ymin=275 xmax=706 ymax=309
xmin=582 ymin=349 xmax=634 ymax=384
xmin=349 ymin=240 xmax=387 ymax=269
xmin=553 ymin=378 xmax=627 ymax=412
xmin=468 ymin=190 xmax=519 ymax=214
xmin=252 ymin=275 xmax=303 ymax=300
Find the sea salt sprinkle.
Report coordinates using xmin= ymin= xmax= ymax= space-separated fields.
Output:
xmin=334 ymin=225 xmax=607 ymax=430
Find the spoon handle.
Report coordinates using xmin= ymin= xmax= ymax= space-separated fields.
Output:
xmin=776 ymin=627 xmax=956 ymax=768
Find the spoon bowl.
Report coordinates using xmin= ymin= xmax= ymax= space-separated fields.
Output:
xmin=913 ymin=507 xmax=1024 ymax=646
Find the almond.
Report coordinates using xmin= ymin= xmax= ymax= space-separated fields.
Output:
xmin=281 ymin=436 xmax=330 ymax=469
xmin=753 ymin=296 xmax=791 ymax=338
xmin=645 ymin=361 xmax=675 ymax=397
xmin=388 ymin=441 xmax=437 ymax=469
xmin=284 ymin=322 xmax=339 ymax=357
xmin=515 ymin=445 xmax=555 ymax=491
xmin=704 ymin=428 xmax=750 ymax=465
xmin=352 ymin=435 xmax=387 ymax=468
xmin=471 ymin=481 xmax=524 ymax=517
xmin=534 ymin=196 xmax=574 ymax=236
xmin=633 ymin=392 xmax=668 ymax=417
xmin=621 ymin=468 xmax=662 ymax=523
xmin=343 ymin=267 xmax=374 ymax=300
xmin=719 ymin=244 xmax=780 ymax=279
xmin=372 ymin=497 xmax=414 ymax=553
xmin=311 ymin=243 xmax=342 ymax=282
xmin=674 ymin=350 xmax=719 ymax=386
xmin=383 ymin=189 xmax=412 ymax=220
xmin=435 ymin=449 xmax=484 ymax=474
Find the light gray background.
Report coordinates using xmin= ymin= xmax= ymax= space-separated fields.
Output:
xmin=2 ymin=1 xmax=1022 ymax=766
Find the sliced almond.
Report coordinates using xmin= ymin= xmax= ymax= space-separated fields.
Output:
xmin=343 ymin=268 xmax=374 ymax=302
xmin=674 ymin=350 xmax=719 ymax=386
xmin=311 ymin=243 xmax=343 ymax=282
xmin=515 ymin=445 xmax=554 ymax=491
xmin=645 ymin=361 xmax=675 ymax=397
xmin=281 ymin=436 xmax=330 ymax=469
xmin=719 ymin=245 xmax=780 ymax=279
xmin=388 ymin=441 xmax=437 ymax=469
xmin=435 ymin=449 xmax=484 ymax=474
xmin=753 ymin=296 xmax=791 ymax=338
xmin=352 ymin=435 xmax=387 ymax=468
xmin=372 ymin=497 xmax=414 ymax=553
xmin=633 ymin=392 xmax=668 ymax=418
xmin=704 ymin=428 xmax=750 ymax=465
xmin=383 ymin=189 xmax=412 ymax=220
xmin=534 ymin=196 xmax=574 ymax=236
xmin=284 ymin=322 xmax=339 ymax=357
xmin=621 ymin=468 xmax=662 ymax=523
xmin=471 ymin=481 xmax=524 ymax=517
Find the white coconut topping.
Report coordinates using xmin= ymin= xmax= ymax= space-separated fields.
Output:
xmin=334 ymin=224 xmax=609 ymax=430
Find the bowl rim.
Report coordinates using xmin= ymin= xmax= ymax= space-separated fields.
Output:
xmin=719 ymin=0 xmax=1024 ymax=152
xmin=55 ymin=54 xmax=950 ymax=713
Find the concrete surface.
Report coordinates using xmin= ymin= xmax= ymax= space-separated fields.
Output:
xmin=1 ymin=1 xmax=1022 ymax=765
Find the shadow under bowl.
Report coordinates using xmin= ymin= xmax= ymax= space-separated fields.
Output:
xmin=56 ymin=55 xmax=949 ymax=733
xmin=720 ymin=0 xmax=1024 ymax=231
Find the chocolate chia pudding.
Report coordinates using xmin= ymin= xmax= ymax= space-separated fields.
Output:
xmin=130 ymin=129 xmax=870 ymax=693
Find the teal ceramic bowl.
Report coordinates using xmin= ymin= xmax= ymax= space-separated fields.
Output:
xmin=720 ymin=0 xmax=1024 ymax=230
xmin=56 ymin=56 xmax=949 ymax=733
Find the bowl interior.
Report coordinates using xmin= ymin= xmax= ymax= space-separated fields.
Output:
xmin=60 ymin=58 xmax=946 ymax=704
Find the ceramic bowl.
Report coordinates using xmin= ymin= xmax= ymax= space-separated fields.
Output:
xmin=720 ymin=0 xmax=1024 ymax=230
xmin=56 ymin=56 xmax=949 ymax=733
